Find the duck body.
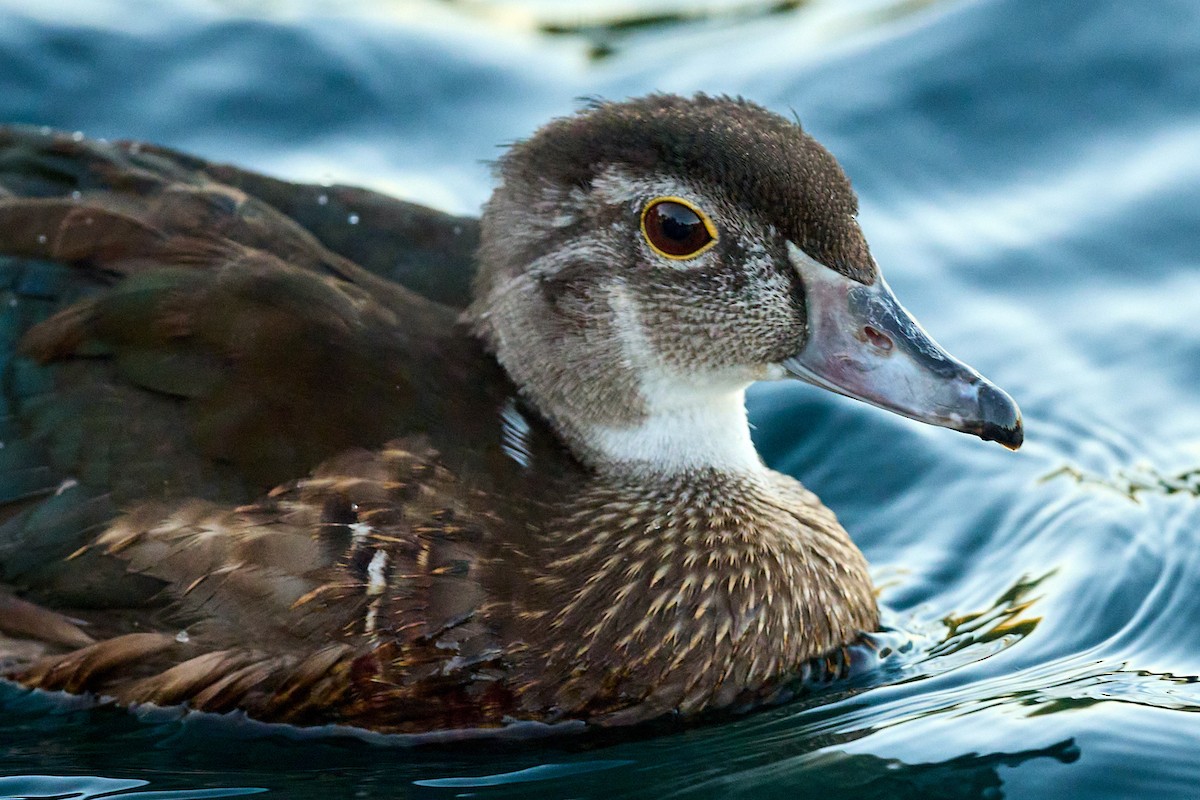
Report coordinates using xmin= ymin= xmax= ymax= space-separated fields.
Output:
xmin=0 ymin=96 xmax=1019 ymax=734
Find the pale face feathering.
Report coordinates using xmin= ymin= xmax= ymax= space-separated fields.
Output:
xmin=469 ymin=95 xmax=1022 ymax=479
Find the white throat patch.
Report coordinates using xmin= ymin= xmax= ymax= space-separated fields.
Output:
xmin=586 ymin=389 xmax=764 ymax=475
xmin=579 ymin=284 xmax=766 ymax=476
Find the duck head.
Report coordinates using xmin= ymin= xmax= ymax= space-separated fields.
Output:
xmin=469 ymin=94 xmax=1022 ymax=473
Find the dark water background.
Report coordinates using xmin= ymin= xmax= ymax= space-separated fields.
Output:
xmin=2 ymin=0 xmax=1199 ymax=796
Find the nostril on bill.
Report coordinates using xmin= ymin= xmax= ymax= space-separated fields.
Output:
xmin=862 ymin=325 xmax=893 ymax=353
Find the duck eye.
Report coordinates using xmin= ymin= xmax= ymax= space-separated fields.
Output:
xmin=640 ymin=197 xmax=717 ymax=260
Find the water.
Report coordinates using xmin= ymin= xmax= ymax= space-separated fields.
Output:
xmin=1 ymin=0 xmax=1198 ymax=796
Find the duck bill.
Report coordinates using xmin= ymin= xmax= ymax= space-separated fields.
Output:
xmin=781 ymin=243 xmax=1023 ymax=449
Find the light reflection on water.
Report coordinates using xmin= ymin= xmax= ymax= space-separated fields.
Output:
xmin=1 ymin=0 xmax=1199 ymax=797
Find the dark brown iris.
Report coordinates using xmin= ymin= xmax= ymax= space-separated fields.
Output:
xmin=641 ymin=198 xmax=715 ymax=259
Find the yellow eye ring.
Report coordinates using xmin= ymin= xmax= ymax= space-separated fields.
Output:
xmin=640 ymin=196 xmax=718 ymax=260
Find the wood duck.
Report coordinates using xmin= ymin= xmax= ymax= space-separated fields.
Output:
xmin=0 ymin=95 xmax=1021 ymax=735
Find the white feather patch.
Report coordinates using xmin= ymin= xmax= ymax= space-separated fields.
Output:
xmin=583 ymin=284 xmax=767 ymax=475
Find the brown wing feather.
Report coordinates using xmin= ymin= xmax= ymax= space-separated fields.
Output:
xmin=0 ymin=128 xmax=488 ymax=597
xmin=0 ymin=124 xmax=478 ymax=306
xmin=0 ymin=126 xmax=580 ymax=732
xmin=0 ymin=591 xmax=94 ymax=648
xmin=11 ymin=439 xmax=513 ymax=732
